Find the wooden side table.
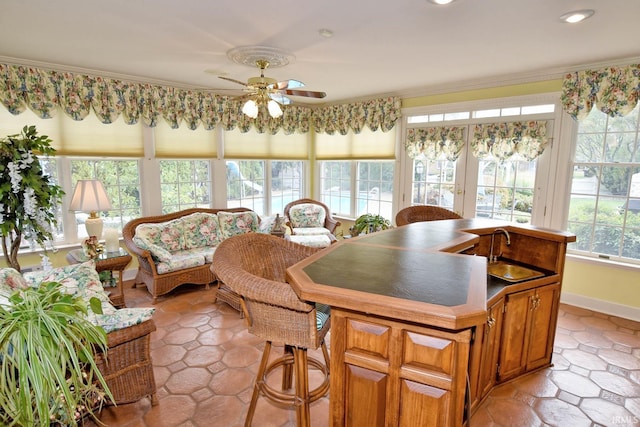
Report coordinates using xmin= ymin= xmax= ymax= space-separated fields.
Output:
xmin=66 ymin=248 xmax=132 ymax=308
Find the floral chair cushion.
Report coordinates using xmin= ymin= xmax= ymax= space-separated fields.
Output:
xmin=93 ymin=307 xmax=155 ymax=334
xmin=291 ymin=227 xmax=331 ymax=236
xmin=0 ymin=267 xmax=29 ymax=291
xmin=182 ymin=212 xmax=222 ymax=249
xmin=23 ymin=261 xmax=117 ymax=316
xmin=134 ymin=218 xmax=185 ymax=253
xmin=287 ymin=234 xmax=333 ymax=248
xmin=0 ymin=268 xmax=30 ymax=306
xmin=289 ymin=203 xmax=326 ymax=229
xmin=217 ymin=211 xmax=260 ymax=240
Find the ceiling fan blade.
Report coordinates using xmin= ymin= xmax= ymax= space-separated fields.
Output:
xmin=269 ymin=93 xmax=292 ymax=105
xmin=273 ymin=79 xmax=305 ymax=90
xmin=219 ymin=76 xmax=248 ymax=87
xmin=281 ymin=89 xmax=327 ymax=99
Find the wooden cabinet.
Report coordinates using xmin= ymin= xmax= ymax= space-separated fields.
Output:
xmin=497 ymin=283 xmax=560 ymax=382
xmin=330 ymin=308 xmax=471 ymax=427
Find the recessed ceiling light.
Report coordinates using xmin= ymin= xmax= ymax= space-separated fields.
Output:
xmin=428 ymin=0 xmax=455 ymax=4
xmin=318 ymin=28 xmax=334 ymax=38
xmin=560 ymin=9 xmax=595 ymax=23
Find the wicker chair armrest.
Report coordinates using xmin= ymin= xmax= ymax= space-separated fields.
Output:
xmin=105 ymin=319 xmax=156 ymax=347
xmin=214 ymin=263 xmax=313 ymax=313
xmin=325 ymin=216 xmax=340 ymax=235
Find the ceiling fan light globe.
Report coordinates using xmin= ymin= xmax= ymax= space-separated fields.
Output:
xmin=268 ymin=100 xmax=283 ymax=118
xmin=242 ymin=99 xmax=259 ymax=118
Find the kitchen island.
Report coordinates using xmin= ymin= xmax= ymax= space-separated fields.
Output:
xmin=286 ymin=218 xmax=575 ymax=427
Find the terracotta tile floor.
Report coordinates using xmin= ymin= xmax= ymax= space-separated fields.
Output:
xmin=91 ymin=283 xmax=640 ymax=427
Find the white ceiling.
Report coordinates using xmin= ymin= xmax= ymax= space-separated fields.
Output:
xmin=1 ymin=0 xmax=639 ymax=106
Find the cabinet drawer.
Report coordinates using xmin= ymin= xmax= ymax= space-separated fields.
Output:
xmin=403 ymin=331 xmax=455 ymax=377
xmin=346 ymin=318 xmax=391 ymax=359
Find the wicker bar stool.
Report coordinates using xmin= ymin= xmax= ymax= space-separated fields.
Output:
xmin=395 ymin=204 xmax=462 ymax=226
xmin=212 ymin=233 xmax=330 ymax=427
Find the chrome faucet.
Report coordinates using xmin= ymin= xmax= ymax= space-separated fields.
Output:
xmin=489 ymin=227 xmax=511 ymax=263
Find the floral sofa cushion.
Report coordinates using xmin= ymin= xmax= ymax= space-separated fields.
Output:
xmin=218 ymin=211 xmax=260 ymax=240
xmin=182 ymin=212 xmax=222 ymax=249
xmin=134 ymin=218 xmax=185 ymax=253
xmin=289 ymin=203 xmax=326 ymax=229
xmin=156 ymin=251 xmax=207 ymax=274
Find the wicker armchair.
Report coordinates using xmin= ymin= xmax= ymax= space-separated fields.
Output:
xmin=395 ymin=205 xmax=462 ymax=226
xmin=96 ymin=320 xmax=158 ymax=405
xmin=284 ymin=198 xmax=340 ymax=235
xmin=212 ymin=234 xmax=330 ymax=427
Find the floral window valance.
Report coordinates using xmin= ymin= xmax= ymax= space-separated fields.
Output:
xmin=561 ymin=64 xmax=640 ymax=121
xmin=313 ymin=97 xmax=401 ymax=135
xmin=404 ymin=127 xmax=465 ymax=161
xmin=0 ymin=63 xmax=400 ymax=135
xmin=471 ymin=121 xmax=548 ymax=161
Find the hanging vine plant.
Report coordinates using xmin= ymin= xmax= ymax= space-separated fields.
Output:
xmin=0 ymin=126 xmax=64 ymax=271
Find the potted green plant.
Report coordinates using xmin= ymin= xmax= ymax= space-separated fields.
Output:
xmin=0 ymin=282 xmax=111 ymax=426
xmin=0 ymin=126 xmax=64 ymax=271
xmin=350 ymin=213 xmax=391 ymax=236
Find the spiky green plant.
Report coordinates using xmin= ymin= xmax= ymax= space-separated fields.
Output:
xmin=0 ymin=282 xmax=112 ymax=426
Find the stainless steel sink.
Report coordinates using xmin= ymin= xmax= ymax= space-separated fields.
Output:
xmin=487 ymin=261 xmax=544 ymax=283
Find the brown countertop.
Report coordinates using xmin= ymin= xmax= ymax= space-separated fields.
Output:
xmin=287 ymin=218 xmax=576 ymax=331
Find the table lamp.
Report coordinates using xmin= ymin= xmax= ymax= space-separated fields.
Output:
xmin=68 ymin=179 xmax=112 ymax=239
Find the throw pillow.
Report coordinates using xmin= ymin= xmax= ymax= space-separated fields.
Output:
xmin=217 ymin=211 xmax=260 ymax=240
xmin=289 ymin=203 xmax=326 ymax=228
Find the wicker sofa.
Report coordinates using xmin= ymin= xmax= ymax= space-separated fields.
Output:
xmin=123 ymin=207 xmax=260 ymax=305
xmin=0 ymin=261 xmax=157 ymax=406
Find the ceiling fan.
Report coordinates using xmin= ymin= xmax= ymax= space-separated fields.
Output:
xmin=219 ymin=59 xmax=326 ymax=118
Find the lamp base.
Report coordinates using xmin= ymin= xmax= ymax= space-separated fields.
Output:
xmin=85 ymin=217 xmax=104 ymax=239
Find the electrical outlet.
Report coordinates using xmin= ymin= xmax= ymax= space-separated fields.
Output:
xmin=21 ymin=264 xmax=44 ymax=273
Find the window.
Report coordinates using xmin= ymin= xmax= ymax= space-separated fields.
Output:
xmin=412 ymin=157 xmax=457 ymax=209
xmin=226 ymin=160 xmax=304 ymax=216
xmin=70 ymin=159 xmax=142 ymax=239
xmin=159 ymin=160 xmax=212 ymax=213
xmin=405 ymin=99 xmax=556 ymax=221
xmin=320 ymin=161 xmax=394 ymax=221
xmin=476 ymin=157 xmax=536 ymax=223
xmin=567 ymin=105 xmax=640 ymax=263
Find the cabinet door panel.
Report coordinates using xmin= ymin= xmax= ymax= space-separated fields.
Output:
xmin=526 ymin=284 xmax=559 ymax=370
xmin=399 ymin=379 xmax=449 ymax=427
xmin=345 ymin=364 xmax=387 ymax=427
xmin=498 ymin=290 xmax=531 ymax=381
xmin=478 ymin=298 xmax=504 ymax=398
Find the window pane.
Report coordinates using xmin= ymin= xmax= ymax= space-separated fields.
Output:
xmin=271 ymin=161 xmax=303 ymax=214
xmin=357 ymin=161 xmax=394 ymax=220
xmin=412 ymin=157 xmax=456 ymax=209
xmin=226 ymin=160 xmax=265 ymax=215
xmin=70 ymin=159 xmax=141 ymax=238
xmin=320 ymin=161 xmax=352 ymax=217
xmin=159 ymin=160 xmax=212 ymax=213
xmin=476 ymin=157 xmax=536 ymax=223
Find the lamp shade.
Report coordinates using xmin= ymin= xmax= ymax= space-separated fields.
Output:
xmin=69 ymin=180 xmax=112 ymax=213
xmin=69 ymin=180 xmax=112 ymax=238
